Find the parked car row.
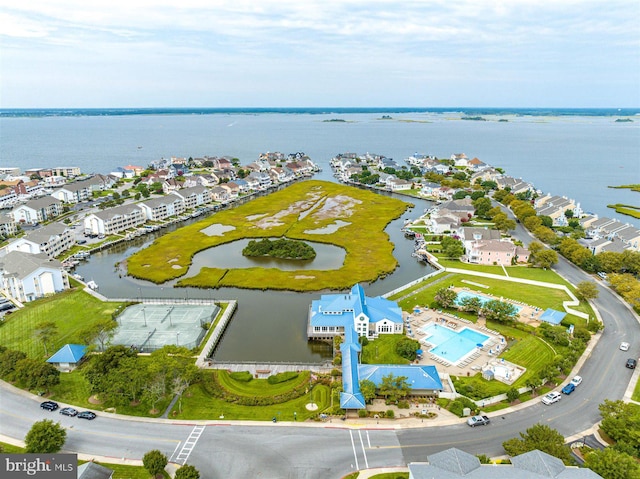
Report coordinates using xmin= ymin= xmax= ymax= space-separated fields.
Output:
xmin=40 ymin=401 xmax=96 ymax=420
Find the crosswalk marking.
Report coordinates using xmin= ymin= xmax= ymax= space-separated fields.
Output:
xmin=174 ymin=425 xmax=206 ymax=465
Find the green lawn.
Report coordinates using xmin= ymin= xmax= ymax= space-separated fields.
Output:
xmin=360 ymin=335 xmax=411 ymax=365
xmin=128 ymin=180 xmax=411 ymax=291
xmin=0 ymin=289 xmax=125 ymax=359
xmin=216 ymin=370 xmax=311 ymax=397
xmin=175 ymin=376 xmax=331 ymax=421
xmin=632 ymin=378 xmax=640 ymax=402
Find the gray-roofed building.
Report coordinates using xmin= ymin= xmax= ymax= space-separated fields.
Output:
xmin=77 ymin=461 xmax=114 ymax=479
xmin=408 ymin=447 xmax=603 ymax=478
xmin=0 ymin=251 xmax=68 ymax=302
xmin=171 ymin=185 xmax=212 ymax=209
xmin=138 ymin=196 xmax=185 ymax=221
xmin=84 ymin=204 xmax=146 ymax=236
xmin=11 ymin=196 xmax=62 ymax=224
xmin=0 ymin=212 xmax=17 ymax=238
xmin=6 ymin=221 xmax=75 ymax=258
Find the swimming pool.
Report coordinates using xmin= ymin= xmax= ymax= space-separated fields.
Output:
xmin=422 ymin=323 xmax=490 ymax=363
xmin=455 ymin=291 xmax=523 ymax=314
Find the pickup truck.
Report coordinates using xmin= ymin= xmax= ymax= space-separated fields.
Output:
xmin=467 ymin=415 xmax=490 ymax=427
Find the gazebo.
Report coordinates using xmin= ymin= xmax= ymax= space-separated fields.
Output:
xmin=47 ymin=344 xmax=87 ymax=372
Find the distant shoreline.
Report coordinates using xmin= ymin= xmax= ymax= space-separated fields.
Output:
xmin=1 ymin=107 xmax=639 ymax=118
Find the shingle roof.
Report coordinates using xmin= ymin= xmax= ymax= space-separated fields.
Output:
xmin=0 ymin=251 xmax=63 ymax=279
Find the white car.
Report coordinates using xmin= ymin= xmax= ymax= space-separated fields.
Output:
xmin=570 ymin=376 xmax=583 ymax=387
xmin=541 ymin=392 xmax=562 ymax=405
xmin=620 ymin=342 xmax=630 ymax=351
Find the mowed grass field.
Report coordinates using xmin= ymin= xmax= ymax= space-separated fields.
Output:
xmin=127 ymin=180 xmax=410 ymax=291
xmin=0 ymin=288 xmax=125 ymax=358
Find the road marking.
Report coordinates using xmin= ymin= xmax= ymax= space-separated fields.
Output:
xmin=349 ymin=430 xmax=359 ymax=470
xmin=174 ymin=425 xmax=206 ymax=465
xmin=358 ymin=430 xmax=369 ymax=469
xmin=366 ymin=430 xmax=371 ymax=448
xmin=169 ymin=442 xmax=182 ymax=463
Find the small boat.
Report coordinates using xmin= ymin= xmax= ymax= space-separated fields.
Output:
xmin=86 ymin=280 xmax=99 ymax=291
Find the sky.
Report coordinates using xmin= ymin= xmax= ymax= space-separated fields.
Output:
xmin=1 ymin=0 xmax=639 ymax=108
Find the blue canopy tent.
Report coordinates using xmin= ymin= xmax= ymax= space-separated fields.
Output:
xmin=539 ymin=308 xmax=566 ymax=325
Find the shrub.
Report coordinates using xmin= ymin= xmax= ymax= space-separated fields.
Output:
xmin=397 ymin=400 xmax=410 ymax=409
xmin=385 ymin=409 xmax=395 ymax=418
xmin=267 ymin=371 xmax=299 ymax=384
xmin=330 ymin=369 xmax=342 ymax=377
xmin=506 ymin=387 xmax=520 ymax=403
xmin=358 ymin=409 xmax=368 ymax=418
xmin=449 ymin=397 xmax=478 ymax=417
xmin=229 ymin=371 xmax=253 ymax=382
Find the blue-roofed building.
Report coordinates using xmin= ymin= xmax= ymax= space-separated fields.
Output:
xmin=308 ymin=284 xmax=403 ymax=340
xmin=359 ymin=364 xmax=443 ymax=396
xmin=46 ymin=343 xmax=87 ymax=372
xmin=539 ymin=308 xmax=567 ymax=325
xmin=308 ymin=284 xmax=442 ymax=411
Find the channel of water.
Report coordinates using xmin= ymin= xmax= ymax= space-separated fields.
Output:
xmin=75 ymin=186 xmax=436 ymax=362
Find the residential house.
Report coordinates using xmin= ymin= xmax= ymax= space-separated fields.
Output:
xmin=122 ymin=165 xmax=144 ymax=176
xmin=6 ymin=222 xmax=75 ymax=258
xmin=616 ymin=225 xmax=640 ymax=251
xmin=0 ymin=213 xmax=17 ymax=238
xmin=451 ymin=153 xmax=469 ymax=167
xmin=211 ymin=186 xmax=230 ymax=202
xmin=458 ymin=227 xmax=502 ymax=250
xmin=138 ymin=196 xmax=185 ymax=221
xmin=84 ymin=204 xmax=146 ymax=236
xmin=171 ymin=186 xmax=211 ymax=209
xmin=408 ymin=447 xmax=602 ymax=479
xmin=243 ymin=176 xmax=260 ymax=191
xmin=51 ymin=178 xmax=96 ymax=203
xmin=269 ymin=167 xmax=293 ymax=183
xmin=0 ymin=251 xmax=69 ymax=302
xmin=419 ymin=182 xmax=443 ymax=198
xmin=247 ymin=171 xmax=272 ymax=190
xmin=11 ymin=197 xmax=62 ymax=224
xmin=220 ymin=183 xmax=240 ymax=200
xmin=308 ymin=284 xmax=403 ymax=340
xmin=194 ymin=173 xmax=219 ymax=187
xmin=42 ymin=176 xmax=67 ymax=188
xmin=429 ymin=215 xmax=460 ymax=233
xmin=466 ymin=239 xmax=530 ymax=265
xmin=162 ymin=178 xmax=182 ymax=194
xmin=470 ymin=167 xmax=502 ymax=184
xmin=24 ymin=168 xmax=53 ymax=178
xmin=466 ymin=157 xmax=487 ymax=170
xmin=0 ymin=167 xmax=21 ymax=176
xmin=386 ymin=177 xmax=412 ymax=191
xmin=0 ymin=188 xmax=17 ymax=208
xmin=230 ymin=179 xmax=250 ymax=194
xmin=110 ymin=167 xmax=136 ymax=179
xmin=52 ymin=167 xmax=81 ymax=177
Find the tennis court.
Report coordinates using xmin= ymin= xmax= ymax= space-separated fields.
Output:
xmin=110 ymin=302 xmax=219 ymax=352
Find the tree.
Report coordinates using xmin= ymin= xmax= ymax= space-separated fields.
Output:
xmin=175 ymin=465 xmax=201 ymax=479
xmin=441 ymin=236 xmax=465 ymax=259
xmin=502 ymin=423 xmax=572 ymax=464
xmin=84 ymin=345 xmax=136 ymax=394
xmin=378 ymin=373 xmax=411 ymax=402
xmin=459 ymin=295 xmax=483 ymax=315
xmin=493 ymin=213 xmax=516 ymax=232
xmin=481 ymin=300 xmax=518 ymax=323
xmin=506 ymin=387 xmax=520 ymax=403
xmin=533 ymin=226 xmax=557 ymax=244
xmin=395 ymin=337 xmax=420 ymax=361
xmin=584 ymin=448 xmax=640 ymax=479
xmin=531 ymin=249 xmax=558 ymax=269
xmin=0 ymin=348 xmax=27 ymax=381
xmin=34 ymin=321 xmax=58 ymax=356
xmin=25 ymin=419 xmax=66 ymax=453
xmin=434 ymin=287 xmax=457 ymax=309
xmin=359 ymin=379 xmax=377 ymax=404
xmin=472 ymin=197 xmax=492 ymax=218
xmin=575 ymin=281 xmax=599 ymax=301
xmin=598 ymin=400 xmax=640 ymax=452
xmin=80 ymin=319 xmax=117 ymax=351
xmin=14 ymin=359 xmax=60 ymax=392
xmin=142 ymin=450 xmax=168 ymax=478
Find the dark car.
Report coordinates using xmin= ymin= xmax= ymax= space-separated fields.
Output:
xmin=59 ymin=407 xmax=78 ymax=417
xmin=77 ymin=411 xmax=96 ymax=420
xmin=561 ymin=383 xmax=575 ymax=395
xmin=40 ymin=400 xmax=59 ymax=411
xmin=627 ymin=358 xmax=637 ymax=369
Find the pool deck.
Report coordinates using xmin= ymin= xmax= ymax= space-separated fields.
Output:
xmin=405 ymin=307 xmax=509 ymax=379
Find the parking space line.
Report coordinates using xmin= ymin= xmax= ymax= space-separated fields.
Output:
xmin=349 ymin=430 xmax=359 ymax=470
xmin=358 ymin=430 xmax=369 ymax=469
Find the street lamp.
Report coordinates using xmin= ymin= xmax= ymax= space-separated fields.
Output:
xmin=176 ymin=331 xmax=180 ymax=346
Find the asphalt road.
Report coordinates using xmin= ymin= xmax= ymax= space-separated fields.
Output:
xmin=1 ymin=218 xmax=638 ymax=477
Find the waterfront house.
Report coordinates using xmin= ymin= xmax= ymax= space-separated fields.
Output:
xmin=429 ymin=215 xmax=460 ymax=234
xmin=386 ymin=178 xmax=413 ymax=191
xmin=211 ymin=186 xmax=230 ymax=202
xmin=308 ymin=284 xmax=403 ymax=340
xmin=138 ymin=196 xmax=185 ymax=221
xmin=110 ymin=167 xmax=136 ymax=179
xmin=171 ymin=186 xmax=212 ymax=209
xmin=470 ymin=167 xmax=502 ymax=184
xmin=84 ymin=204 xmax=146 ymax=236
xmin=247 ymin=171 xmax=272 ymax=190
xmin=11 ymin=196 xmax=63 ymax=224
xmin=219 ymin=182 xmax=240 ymax=199
xmin=52 ymin=166 xmax=81 ymax=177
xmin=194 ymin=173 xmax=220 ymax=187
xmin=466 ymin=157 xmax=487 ymax=170
xmin=230 ymin=179 xmax=250 ymax=194
xmin=458 ymin=227 xmax=502 ymax=251
xmin=6 ymin=222 xmax=75 ymax=258
xmin=616 ymin=225 xmax=640 ymax=251
xmin=451 ymin=153 xmax=468 ymax=166
xmin=0 ymin=251 xmax=69 ymax=302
